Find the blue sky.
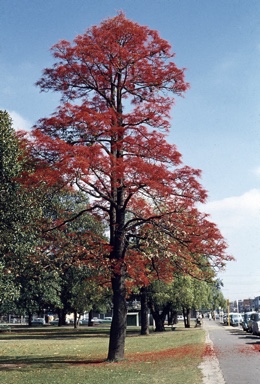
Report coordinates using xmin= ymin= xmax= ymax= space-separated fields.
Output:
xmin=1 ymin=0 xmax=260 ymax=301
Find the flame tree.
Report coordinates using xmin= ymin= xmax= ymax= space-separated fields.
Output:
xmin=26 ymin=13 xmax=231 ymax=361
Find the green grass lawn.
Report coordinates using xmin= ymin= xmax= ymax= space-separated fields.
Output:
xmin=0 ymin=324 xmax=206 ymax=384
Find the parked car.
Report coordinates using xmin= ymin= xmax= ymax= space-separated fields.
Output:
xmin=223 ymin=313 xmax=242 ymax=326
xmin=247 ymin=312 xmax=260 ymax=333
xmin=250 ymin=312 xmax=260 ymax=335
xmin=242 ymin=312 xmax=256 ymax=332
xmin=101 ymin=317 xmax=112 ymax=324
xmin=90 ymin=317 xmax=112 ymax=324
xmin=91 ymin=317 xmax=103 ymax=324
xmin=31 ymin=318 xmax=45 ymax=326
xmin=79 ymin=319 xmax=89 ymax=325
xmin=223 ymin=313 xmax=233 ymax=325
xmin=49 ymin=319 xmax=59 ymax=326
xmin=49 ymin=318 xmax=70 ymax=326
xmin=230 ymin=313 xmax=243 ymax=326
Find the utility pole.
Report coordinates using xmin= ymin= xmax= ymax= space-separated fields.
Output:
xmin=227 ymin=299 xmax=230 ymax=326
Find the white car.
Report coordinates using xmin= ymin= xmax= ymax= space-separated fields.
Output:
xmin=49 ymin=319 xmax=59 ymax=325
xmin=223 ymin=312 xmax=242 ymax=326
xmin=91 ymin=317 xmax=103 ymax=324
xmin=230 ymin=313 xmax=243 ymax=327
xmin=79 ymin=319 xmax=89 ymax=325
xmin=102 ymin=317 xmax=112 ymax=323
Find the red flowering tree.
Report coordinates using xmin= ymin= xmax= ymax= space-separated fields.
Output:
xmin=29 ymin=13 xmax=231 ymax=361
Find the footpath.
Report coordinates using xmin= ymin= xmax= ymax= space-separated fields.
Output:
xmin=199 ymin=319 xmax=225 ymax=384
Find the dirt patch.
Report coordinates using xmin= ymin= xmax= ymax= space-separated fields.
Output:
xmin=252 ymin=344 xmax=260 ymax=353
xmin=69 ymin=344 xmax=203 ymax=367
xmin=126 ymin=344 xmax=203 ymax=363
xmin=202 ymin=343 xmax=216 ymax=358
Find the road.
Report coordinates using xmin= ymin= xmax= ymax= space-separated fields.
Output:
xmin=200 ymin=318 xmax=260 ymax=384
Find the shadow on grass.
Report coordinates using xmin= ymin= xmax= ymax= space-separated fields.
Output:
xmin=0 ymin=325 xmax=145 ymax=341
xmin=0 ymin=326 xmax=111 ymax=341
xmin=0 ymin=355 xmax=108 ymax=371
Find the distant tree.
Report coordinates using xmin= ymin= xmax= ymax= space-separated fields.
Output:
xmin=67 ymin=266 xmax=112 ymax=328
xmin=207 ymin=280 xmax=226 ymax=312
xmin=0 ymin=110 xmax=44 ymax=312
xmin=147 ymin=280 xmax=173 ymax=332
xmin=15 ymin=268 xmax=61 ymax=326
xmin=146 ymin=273 xmax=225 ymax=331
xmin=26 ymin=14 xmax=232 ymax=360
xmin=129 ymin=221 xmax=227 ymax=334
xmin=179 ymin=277 xmax=209 ymax=327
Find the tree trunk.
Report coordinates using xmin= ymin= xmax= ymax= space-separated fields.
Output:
xmin=28 ymin=311 xmax=33 ymax=327
xmin=153 ymin=312 xmax=165 ymax=332
xmin=88 ymin=309 xmax=93 ymax=326
xmin=183 ymin=307 xmax=191 ymax=328
xmin=73 ymin=310 xmax=79 ymax=329
xmin=149 ymin=307 xmax=167 ymax=332
xmin=140 ymin=287 xmax=149 ymax=335
xmin=58 ymin=308 xmax=67 ymax=326
xmin=167 ymin=309 xmax=177 ymax=325
xmin=107 ymin=272 xmax=127 ymax=361
xmin=149 ymin=302 xmax=170 ymax=332
xmin=107 ymin=179 xmax=127 ymax=361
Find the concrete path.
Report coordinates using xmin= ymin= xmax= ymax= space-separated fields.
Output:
xmin=199 ymin=320 xmax=225 ymax=384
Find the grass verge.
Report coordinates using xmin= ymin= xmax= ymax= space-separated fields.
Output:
xmin=0 ymin=324 xmax=205 ymax=384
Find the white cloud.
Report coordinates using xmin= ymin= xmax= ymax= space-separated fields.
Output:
xmin=200 ymin=189 xmax=260 ymax=299
xmin=8 ymin=110 xmax=32 ymax=132
xmin=202 ymin=189 xmax=260 ymax=231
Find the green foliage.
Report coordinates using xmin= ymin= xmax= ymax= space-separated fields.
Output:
xmin=0 ymin=110 xmax=41 ymax=258
xmin=0 ymin=120 xmax=109 ymax=318
xmin=0 ymin=110 xmax=23 ymax=182
xmin=15 ymin=267 xmax=62 ymax=317
xmin=66 ymin=265 xmax=112 ymax=315
xmin=39 ymin=190 xmax=110 ymax=320
xmin=0 ymin=110 xmax=43 ymax=309
xmin=0 ymin=262 xmax=20 ymax=313
xmin=170 ymin=276 xmax=206 ymax=311
xmin=147 ymin=280 xmax=172 ymax=308
xmin=208 ymin=280 xmax=226 ymax=310
xmin=147 ymin=275 xmax=226 ymax=319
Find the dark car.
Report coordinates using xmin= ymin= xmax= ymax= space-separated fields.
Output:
xmin=249 ymin=312 xmax=260 ymax=334
xmin=242 ymin=312 xmax=256 ymax=332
